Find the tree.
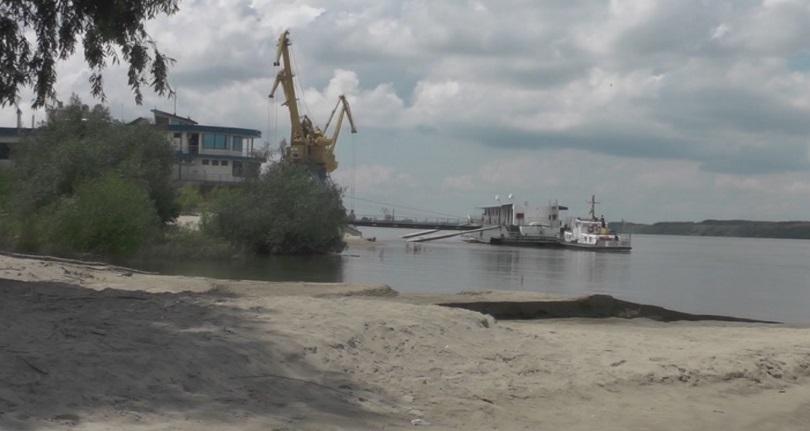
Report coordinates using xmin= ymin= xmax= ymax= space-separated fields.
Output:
xmin=46 ymin=173 xmax=161 ymax=256
xmin=0 ymin=0 xmax=178 ymax=107
xmin=12 ymin=95 xmax=179 ymax=222
xmin=204 ymin=163 xmax=348 ymax=255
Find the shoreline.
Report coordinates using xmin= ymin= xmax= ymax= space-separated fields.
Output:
xmin=1 ymin=253 xmax=809 ymax=430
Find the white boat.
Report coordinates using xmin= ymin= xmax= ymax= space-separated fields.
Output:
xmin=560 ymin=195 xmax=631 ymax=252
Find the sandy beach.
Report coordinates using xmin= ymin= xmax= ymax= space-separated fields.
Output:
xmin=1 ymin=252 xmax=809 ymax=430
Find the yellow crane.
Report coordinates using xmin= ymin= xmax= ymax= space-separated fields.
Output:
xmin=268 ymin=30 xmax=357 ymax=177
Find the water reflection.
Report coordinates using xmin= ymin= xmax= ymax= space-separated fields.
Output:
xmin=129 ymin=230 xmax=810 ymax=324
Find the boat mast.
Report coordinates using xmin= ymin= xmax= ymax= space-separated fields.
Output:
xmin=588 ymin=195 xmax=599 ymax=220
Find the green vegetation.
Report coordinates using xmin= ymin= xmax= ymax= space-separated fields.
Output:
xmin=611 ymin=220 xmax=810 ymax=240
xmin=3 ymin=97 xmax=175 ymax=256
xmin=0 ymin=168 xmax=14 ymax=248
xmin=12 ymin=96 xmax=178 ymax=223
xmin=1 ymin=96 xmax=347 ymax=259
xmin=177 ymin=185 xmax=206 ymax=214
xmin=203 ymin=163 xmax=347 ymax=255
xmin=44 ymin=174 xmax=160 ymax=256
xmin=137 ymin=226 xmax=235 ymax=261
xmin=2 ymin=0 xmax=177 ymax=107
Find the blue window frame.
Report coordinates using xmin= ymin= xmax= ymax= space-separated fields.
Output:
xmin=232 ymin=136 xmax=243 ymax=152
xmin=203 ymin=133 xmax=227 ymax=150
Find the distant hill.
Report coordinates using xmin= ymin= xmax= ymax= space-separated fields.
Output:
xmin=607 ymin=220 xmax=810 ymax=240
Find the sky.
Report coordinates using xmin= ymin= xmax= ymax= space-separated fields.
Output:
xmin=4 ymin=0 xmax=810 ymax=223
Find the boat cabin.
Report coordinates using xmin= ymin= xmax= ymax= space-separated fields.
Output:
xmin=480 ymin=203 xmax=516 ymax=226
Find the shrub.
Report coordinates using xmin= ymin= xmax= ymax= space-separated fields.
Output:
xmin=177 ymin=185 xmax=205 ymax=214
xmin=204 ymin=163 xmax=347 ymax=254
xmin=11 ymin=95 xmax=178 ymax=222
xmin=45 ymin=174 xmax=160 ymax=256
xmin=136 ymin=225 xmax=236 ymax=261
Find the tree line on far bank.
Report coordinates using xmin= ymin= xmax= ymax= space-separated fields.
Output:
xmin=0 ymin=96 xmax=347 ymax=259
xmin=610 ymin=220 xmax=810 ymax=240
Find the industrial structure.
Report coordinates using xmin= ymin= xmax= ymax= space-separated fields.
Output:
xmin=269 ymin=30 xmax=357 ymax=178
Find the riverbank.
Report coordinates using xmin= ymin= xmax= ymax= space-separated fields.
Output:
xmin=1 ymin=253 xmax=809 ymax=430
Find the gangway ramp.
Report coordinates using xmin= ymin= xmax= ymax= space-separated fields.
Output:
xmin=401 ymin=229 xmax=440 ymax=239
xmin=407 ymin=226 xmax=500 ymax=243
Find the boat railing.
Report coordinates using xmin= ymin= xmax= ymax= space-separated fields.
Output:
xmin=596 ymin=233 xmax=631 ymax=248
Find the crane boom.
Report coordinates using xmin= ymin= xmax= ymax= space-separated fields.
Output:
xmin=268 ymin=30 xmax=304 ymax=145
xmin=324 ymin=95 xmax=357 ymax=148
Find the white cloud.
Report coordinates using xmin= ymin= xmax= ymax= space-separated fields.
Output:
xmin=332 ymin=164 xmax=415 ymax=195
xmin=5 ymin=0 xmax=810 ymax=222
xmin=711 ymin=24 xmax=730 ymax=40
xmin=442 ymin=175 xmax=476 ymax=192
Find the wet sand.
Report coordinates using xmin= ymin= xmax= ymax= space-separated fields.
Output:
xmin=1 ymin=253 xmax=809 ymax=430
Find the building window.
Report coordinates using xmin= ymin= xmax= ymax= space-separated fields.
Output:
xmin=233 ymin=161 xmax=243 ymax=177
xmin=172 ymin=132 xmax=182 ymax=151
xmin=202 ymin=159 xmax=209 ymax=165
xmin=203 ymin=133 xmax=228 ymax=150
xmin=221 ymin=160 xmax=228 ymax=166
xmin=212 ymin=160 xmax=219 ymax=166
xmin=232 ymin=136 xmax=243 ymax=152
xmin=0 ymin=143 xmax=9 ymax=160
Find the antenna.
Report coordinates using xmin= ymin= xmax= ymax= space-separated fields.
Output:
xmin=588 ymin=194 xmax=600 ymax=220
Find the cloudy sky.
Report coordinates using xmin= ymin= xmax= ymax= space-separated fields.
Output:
xmin=5 ymin=0 xmax=810 ymax=222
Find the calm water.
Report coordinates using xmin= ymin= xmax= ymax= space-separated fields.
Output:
xmin=135 ymin=229 xmax=810 ymax=324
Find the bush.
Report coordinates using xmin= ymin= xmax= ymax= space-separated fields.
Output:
xmin=0 ymin=169 xmax=20 ymax=247
xmin=45 ymin=174 xmax=160 ymax=256
xmin=177 ymin=185 xmax=205 ymax=214
xmin=203 ymin=163 xmax=347 ymax=254
xmin=11 ymin=95 xmax=178 ymax=222
xmin=136 ymin=225 xmax=236 ymax=260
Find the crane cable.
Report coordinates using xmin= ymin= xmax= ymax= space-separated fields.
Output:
xmin=350 ymin=131 xmax=356 ymax=211
xmin=289 ymin=44 xmax=313 ymax=119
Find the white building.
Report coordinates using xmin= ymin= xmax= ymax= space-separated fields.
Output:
xmin=150 ymin=110 xmax=263 ymax=186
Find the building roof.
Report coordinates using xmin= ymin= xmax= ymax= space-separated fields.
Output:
xmin=128 ymin=117 xmax=152 ymax=125
xmin=477 ymin=203 xmax=515 ymax=209
xmin=167 ymin=124 xmax=261 ymax=137
xmin=151 ymin=109 xmax=198 ymax=125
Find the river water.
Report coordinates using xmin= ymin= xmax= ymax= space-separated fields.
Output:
xmin=135 ymin=229 xmax=810 ymax=324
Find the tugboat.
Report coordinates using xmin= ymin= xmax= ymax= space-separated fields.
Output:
xmin=561 ymin=195 xmax=632 ymax=252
